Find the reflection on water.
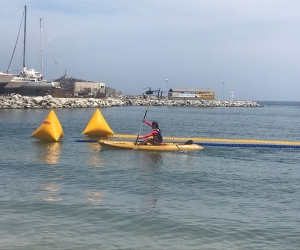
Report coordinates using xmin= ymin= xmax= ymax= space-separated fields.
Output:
xmin=38 ymin=183 xmax=63 ymax=202
xmin=86 ymin=190 xmax=106 ymax=203
xmin=85 ymin=142 xmax=104 ymax=167
xmin=33 ymin=141 xmax=62 ymax=165
xmin=141 ymin=197 xmax=159 ymax=214
xmin=138 ymin=151 xmax=163 ymax=170
xmin=31 ymin=140 xmax=64 ymax=200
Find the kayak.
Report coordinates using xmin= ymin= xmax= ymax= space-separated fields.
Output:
xmin=98 ymin=140 xmax=203 ymax=151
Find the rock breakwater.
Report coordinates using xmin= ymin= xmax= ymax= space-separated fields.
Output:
xmin=0 ymin=94 xmax=260 ymax=109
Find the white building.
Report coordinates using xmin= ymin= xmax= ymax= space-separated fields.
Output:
xmin=168 ymin=88 xmax=216 ymax=100
xmin=73 ymin=82 xmax=106 ymax=97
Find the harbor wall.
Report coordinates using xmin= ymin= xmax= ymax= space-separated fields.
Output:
xmin=0 ymin=94 xmax=260 ymax=109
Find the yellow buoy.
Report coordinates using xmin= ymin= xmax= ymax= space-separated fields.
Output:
xmin=31 ymin=110 xmax=64 ymax=142
xmin=82 ymin=108 xmax=114 ymax=136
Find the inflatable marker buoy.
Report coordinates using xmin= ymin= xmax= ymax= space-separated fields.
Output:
xmin=31 ymin=110 xmax=64 ymax=142
xmin=82 ymin=108 xmax=114 ymax=136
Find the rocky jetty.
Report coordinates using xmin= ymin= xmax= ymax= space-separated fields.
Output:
xmin=0 ymin=94 xmax=260 ymax=109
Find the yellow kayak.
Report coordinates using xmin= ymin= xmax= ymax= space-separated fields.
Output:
xmin=98 ymin=140 xmax=203 ymax=151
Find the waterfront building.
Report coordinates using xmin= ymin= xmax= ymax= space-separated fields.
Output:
xmin=168 ymin=88 xmax=216 ymax=100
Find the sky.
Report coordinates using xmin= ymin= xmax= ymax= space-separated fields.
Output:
xmin=0 ymin=0 xmax=300 ymax=101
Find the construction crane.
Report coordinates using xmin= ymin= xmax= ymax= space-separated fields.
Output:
xmin=143 ymin=87 xmax=162 ymax=98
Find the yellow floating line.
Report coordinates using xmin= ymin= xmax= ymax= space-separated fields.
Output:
xmin=112 ymin=134 xmax=300 ymax=146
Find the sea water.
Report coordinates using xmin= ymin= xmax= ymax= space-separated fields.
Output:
xmin=0 ymin=102 xmax=299 ymax=250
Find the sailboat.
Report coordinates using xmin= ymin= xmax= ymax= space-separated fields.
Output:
xmin=5 ymin=5 xmax=59 ymax=94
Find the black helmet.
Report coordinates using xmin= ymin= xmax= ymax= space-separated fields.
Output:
xmin=152 ymin=121 xmax=159 ymax=128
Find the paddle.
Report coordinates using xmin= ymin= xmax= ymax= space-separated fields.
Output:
xmin=134 ymin=95 xmax=151 ymax=145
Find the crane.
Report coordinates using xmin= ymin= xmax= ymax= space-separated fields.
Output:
xmin=143 ymin=87 xmax=162 ymax=98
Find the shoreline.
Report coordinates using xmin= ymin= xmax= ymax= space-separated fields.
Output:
xmin=0 ymin=94 xmax=261 ymax=109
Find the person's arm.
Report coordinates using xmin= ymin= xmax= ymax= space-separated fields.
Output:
xmin=143 ymin=119 xmax=152 ymax=127
xmin=139 ymin=130 xmax=158 ymax=139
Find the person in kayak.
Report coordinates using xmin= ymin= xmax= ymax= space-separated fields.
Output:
xmin=138 ymin=120 xmax=164 ymax=145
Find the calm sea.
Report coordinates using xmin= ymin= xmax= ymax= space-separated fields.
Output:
xmin=0 ymin=101 xmax=299 ymax=250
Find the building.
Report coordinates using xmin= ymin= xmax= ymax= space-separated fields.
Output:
xmin=73 ymin=82 xmax=106 ymax=98
xmin=168 ymin=88 xmax=216 ymax=100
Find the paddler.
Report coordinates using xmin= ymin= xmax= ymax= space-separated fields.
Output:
xmin=138 ymin=120 xmax=164 ymax=145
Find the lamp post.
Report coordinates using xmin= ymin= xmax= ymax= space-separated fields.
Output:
xmin=230 ymin=91 xmax=234 ymax=101
xmin=223 ymin=82 xmax=225 ymax=100
xmin=166 ymin=79 xmax=168 ymax=97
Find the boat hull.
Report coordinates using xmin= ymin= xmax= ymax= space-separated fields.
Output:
xmin=99 ymin=140 xmax=203 ymax=151
xmin=0 ymin=73 xmax=14 ymax=84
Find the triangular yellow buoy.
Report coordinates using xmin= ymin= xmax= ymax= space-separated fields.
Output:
xmin=82 ymin=108 xmax=114 ymax=136
xmin=31 ymin=110 xmax=64 ymax=142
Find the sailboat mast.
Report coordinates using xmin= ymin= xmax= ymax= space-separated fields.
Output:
xmin=40 ymin=18 xmax=43 ymax=78
xmin=22 ymin=5 xmax=27 ymax=71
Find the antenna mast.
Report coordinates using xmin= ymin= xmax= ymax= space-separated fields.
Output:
xmin=40 ymin=18 xmax=44 ymax=78
xmin=22 ymin=5 xmax=27 ymax=71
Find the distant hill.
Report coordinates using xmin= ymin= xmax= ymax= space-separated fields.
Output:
xmin=105 ymin=86 xmax=123 ymax=96
xmin=53 ymin=76 xmax=123 ymax=96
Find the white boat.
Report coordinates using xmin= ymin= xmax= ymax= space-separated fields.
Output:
xmin=9 ymin=68 xmax=45 ymax=88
